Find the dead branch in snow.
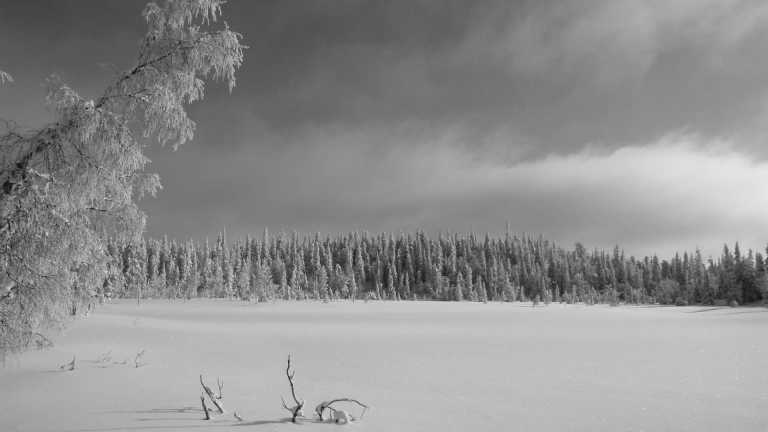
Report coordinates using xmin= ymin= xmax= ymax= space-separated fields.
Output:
xmin=233 ymin=411 xmax=243 ymax=421
xmin=134 ymin=348 xmax=146 ymax=368
xmin=315 ymin=398 xmax=370 ymax=422
xmin=199 ymin=374 xmax=225 ymax=414
xmin=59 ymin=355 xmax=76 ymax=371
xmin=200 ymin=394 xmax=210 ymax=420
xmin=281 ymin=355 xmax=305 ymax=423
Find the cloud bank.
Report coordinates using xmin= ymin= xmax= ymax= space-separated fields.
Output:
xmin=144 ymin=128 xmax=768 ymax=257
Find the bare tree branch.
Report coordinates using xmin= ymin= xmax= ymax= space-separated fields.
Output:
xmin=200 ymin=394 xmax=210 ymax=420
xmin=281 ymin=355 xmax=304 ymax=423
xmin=200 ymin=374 xmax=224 ymax=414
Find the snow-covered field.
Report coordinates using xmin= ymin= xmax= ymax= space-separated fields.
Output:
xmin=2 ymin=300 xmax=767 ymax=432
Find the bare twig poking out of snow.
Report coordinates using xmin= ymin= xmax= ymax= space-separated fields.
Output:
xmin=281 ymin=355 xmax=305 ymax=423
xmin=134 ymin=349 xmax=146 ymax=368
xmin=59 ymin=355 xmax=76 ymax=371
xmin=233 ymin=411 xmax=243 ymax=421
xmin=315 ymin=398 xmax=370 ymax=424
xmin=200 ymin=394 xmax=211 ymax=420
xmin=199 ymin=375 xmax=225 ymax=414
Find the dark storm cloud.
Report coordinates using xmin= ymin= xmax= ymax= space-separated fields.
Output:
xmin=226 ymin=0 xmax=768 ymax=156
xmin=3 ymin=0 xmax=768 ymax=257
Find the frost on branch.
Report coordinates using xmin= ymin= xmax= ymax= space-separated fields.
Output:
xmin=0 ymin=0 xmax=244 ymax=355
xmin=315 ymin=398 xmax=370 ymax=424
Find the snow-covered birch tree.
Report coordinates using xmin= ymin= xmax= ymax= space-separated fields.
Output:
xmin=0 ymin=0 xmax=245 ymax=354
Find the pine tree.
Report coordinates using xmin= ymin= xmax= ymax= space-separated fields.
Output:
xmin=126 ymin=240 xmax=147 ymax=304
xmin=167 ymin=252 xmax=179 ymax=297
xmin=318 ymin=266 xmax=329 ymax=301
xmin=186 ymin=242 xmax=199 ymax=299
xmin=350 ymin=273 xmax=359 ymax=301
xmin=387 ymin=264 xmax=397 ymax=300
xmin=289 ymin=266 xmax=300 ymax=300
xmin=279 ymin=263 xmax=289 ymax=300
xmin=477 ymin=277 xmax=488 ymax=303
xmin=455 ymin=272 xmax=465 ymax=301
xmin=464 ymin=263 xmax=473 ymax=300
xmin=223 ymin=249 xmax=234 ymax=298
xmin=210 ymin=255 xmax=224 ymax=297
xmin=254 ymin=262 xmax=273 ymax=301
xmin=355 ymin=245 xmax=366 ymax=290
xmin=237 ymin=257 xmax=251 ymax=300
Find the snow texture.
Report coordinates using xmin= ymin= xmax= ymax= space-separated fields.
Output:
xmin=1 ymin=300 xmax=767 ymax=431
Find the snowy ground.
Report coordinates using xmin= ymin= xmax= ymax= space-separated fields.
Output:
xmin=2 ymin=300 xmax=767 ymax=432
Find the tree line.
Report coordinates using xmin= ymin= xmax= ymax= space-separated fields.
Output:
xmin=105 ymin=229 xmax=768 ymax=307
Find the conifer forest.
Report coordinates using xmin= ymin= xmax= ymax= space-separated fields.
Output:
xmin=106 ymin=231 xmax=768 ymax=307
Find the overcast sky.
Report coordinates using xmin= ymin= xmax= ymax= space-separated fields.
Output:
xmin=2 ymin=0 xmax=768 ymax=257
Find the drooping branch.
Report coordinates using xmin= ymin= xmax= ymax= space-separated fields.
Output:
xmin=0 ymin=0 xmax=244 ymax=357
xmin=280 ymin=355 xmax=304 ymax=423
xmin=315 ymin=398 xmax=369 ymax=422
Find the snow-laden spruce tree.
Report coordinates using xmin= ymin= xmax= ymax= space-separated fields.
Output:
xmin=0 ymin=0 xmax=244 ymax=354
